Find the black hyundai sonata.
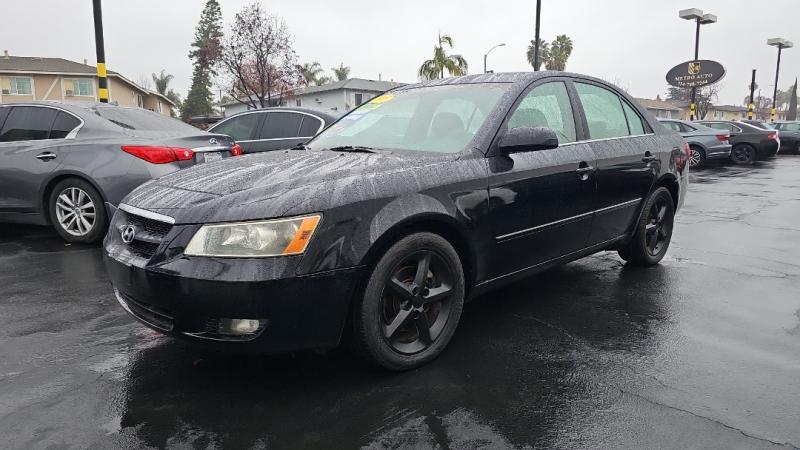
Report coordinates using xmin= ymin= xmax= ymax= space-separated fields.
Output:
xmin=104 ymin=72 xmax=688 ymax=370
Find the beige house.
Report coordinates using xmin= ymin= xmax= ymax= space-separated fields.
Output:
xmin=635 ymin=97 xmax=685 ymax=120
xmin=0 ymin=51 xmax=176 ymax=116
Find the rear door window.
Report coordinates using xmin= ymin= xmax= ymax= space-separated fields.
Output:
xmin=507 ymin=81 xmax=577 ymax=143
xmin=0 ymin=106 xmax=58 ymax=142
xmin=621 ymin=101 xmax=645 ymax=135
xmin=50 ymin=112 xmax=81 ymax=139
xmin=298 ymin=115 xmax=324 ymax=137
xmin=0 ymin=107 xmax=10 ymax=130
xmin=211 ymin=113 xmax=261 ymax=141
xmin=259 ymin=112 xmax=303 ymax=139
xmin=575 ymin=82 xmax=630 ymax=139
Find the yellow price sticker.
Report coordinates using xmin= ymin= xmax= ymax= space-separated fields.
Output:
xmin=369 ymin=94 xmax=394 ymax=104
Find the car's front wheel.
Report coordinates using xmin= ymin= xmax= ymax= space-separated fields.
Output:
xmin=354 ymin=232 xmax=465 ymax=371
xmin=618 ymin=187 xmax=675 ymax=266
xmin=49 ymin=178 xmax=108 ymax=243
xmin=731 ymin=144 xmax=756 ymax=164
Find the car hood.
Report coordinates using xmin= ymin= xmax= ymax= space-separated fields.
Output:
xmin=122 ymin=149 xmax=467 ymax=224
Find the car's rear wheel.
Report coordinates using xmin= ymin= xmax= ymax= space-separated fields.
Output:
xmin=618 ymin=187 xmax=674 ymax=266
xmin=49 ymin=178 xmax=108 ymax=243
xmin=354 ymin=232 xmax=464 ymax=371
xmin=731 ymin=144 xmax=756 ymax=164
xmin=688 ymin=145 xmax=706 ymax=169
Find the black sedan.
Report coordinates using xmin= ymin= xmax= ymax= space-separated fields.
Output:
xmin=104 ymin=72 xmax=688 ymax=370
xmin=0 ymin=102 xmax=241 ymax=243
xmin=774 ymin=121 xmax=800 ymax=154
xmin=698 ymin=120 xmax=779 ymax=164
xmin=208 ymin=107 xmax=338 ymax=154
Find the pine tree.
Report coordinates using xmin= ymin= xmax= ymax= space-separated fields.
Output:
xmin=182 ymin=0 xmax=223 ymax=121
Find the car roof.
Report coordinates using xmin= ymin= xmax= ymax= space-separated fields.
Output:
xmin=221 ymin=107 xmax=339 ymax=122
xmin=395 ymin=71 xmax=613 ymax=91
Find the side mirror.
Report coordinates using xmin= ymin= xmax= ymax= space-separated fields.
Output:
xmin=498 ymin=126 xmax=559 ymax=153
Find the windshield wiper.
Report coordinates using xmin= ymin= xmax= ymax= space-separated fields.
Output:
xmin=326 ymin=145 xmax=377 ymax=153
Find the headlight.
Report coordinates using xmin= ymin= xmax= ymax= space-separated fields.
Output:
xmin=184 ymin=214 xmax=321 ymax=257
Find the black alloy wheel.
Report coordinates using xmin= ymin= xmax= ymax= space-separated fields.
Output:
xmin=731 ymin=144 xmax=756 ymax=164
xmin=354 ymin=232 xmax=464 ymax=371
xmin=618 ymin=187 xmax=675 ymax=266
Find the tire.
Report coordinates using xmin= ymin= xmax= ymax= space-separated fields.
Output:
xmin=688 ymin=145 xmax=706 ymax=169
xmin=48 ymin=178 xmax=108 ymax=244
xmin=353 ymin=232 xmax=465 ymax=371
xmin=618 ymin=187 xmax=675 ymax=266
xmin=731 ymin=144 xmax=756 ymax=164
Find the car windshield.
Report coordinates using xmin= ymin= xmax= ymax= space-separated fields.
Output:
xmin=93 ymin=106 xmax=199 ymax=132
xmin=307 ymin=83 xmax=509 ymax=153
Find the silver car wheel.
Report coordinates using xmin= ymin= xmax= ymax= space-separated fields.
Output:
xmin=689 ymin=149 xmax=702 ymax=168
xmin=55 ymin=187 xmax=96 ymax=236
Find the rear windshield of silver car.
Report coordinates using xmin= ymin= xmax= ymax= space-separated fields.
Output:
xmin=93 ymin=106 xmax=199 ymax=132
xmin=307 ymin=83 xmax=510 ymax=154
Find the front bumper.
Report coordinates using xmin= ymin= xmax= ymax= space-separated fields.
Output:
xmin=104 ymin=252 xmax=364 ymax=353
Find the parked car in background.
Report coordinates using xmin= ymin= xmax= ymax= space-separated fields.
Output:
xmin=0 ymin=102 xmax=241 ymax=243
xmin=773 ymin=121 xmax=800 ymax=154
xmin=208 ymin=107 xmax=338 ymax=153
xmin=697 ymin=120 xmax=779 ymax=164
xmin=105 ymin=72 xmax=688 ymax=370
xmin=659 ymin=118 xmax=730 ymax=169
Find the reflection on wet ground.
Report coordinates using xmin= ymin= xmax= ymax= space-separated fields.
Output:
xmin=1 ymin=158 xmax=799 ymax=448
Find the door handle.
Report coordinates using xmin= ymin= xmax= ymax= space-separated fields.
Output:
xmin=642 ymin=153 xmax=657 ymax=163
xmin=575 ymin=165 xmax=596 ymax=174
xmin=36 ymin=152 xmax=57 ymax=161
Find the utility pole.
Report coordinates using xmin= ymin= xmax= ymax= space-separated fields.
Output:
xmin=92 ymin=0 xmax=108 ymax=103
xmin=768 ymin=38 xmax=793 ymax=123
xmin=690 ymin=18 xmax=700 ymax=120
xmin=679 ymin=9 xmax=716 ymax=121
xmin=533 ymin=0 xmax=542 ymax=71
xmin=748 ymin=69 xmax=756 ymax=120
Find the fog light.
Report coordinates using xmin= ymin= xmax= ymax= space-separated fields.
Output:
xmin=218 ymin=318 xmax=261 ymax=336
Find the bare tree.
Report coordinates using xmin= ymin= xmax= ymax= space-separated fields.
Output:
xmin=217 ymin=3 xmax=303 ymax=109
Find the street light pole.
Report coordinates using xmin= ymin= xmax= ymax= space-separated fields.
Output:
xmin=679 ymin=9 xmax=716 ymax=121
xmin=484 ymin=43 xmax=506 ymax=74
xmin=768 ymin=38 xmax=793 ymax=123
xmin=92 ymin=0 xmax=108 ymax=103
xmin=533 ymin=0 xmax=542 ymax=71
xmin=748 ymin=69 xmax=757 ymax=120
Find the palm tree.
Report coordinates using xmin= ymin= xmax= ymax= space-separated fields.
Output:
xmin=418 ymin=32 xmax=468 ymax=80
xmin=300 ymin=62 xmax=329 ymax=86
xmin=332 ymin=63 xmax=351 ymax=81
xmin=546 ymin=35 xmax=573 ymax=71
xmin=151 ymin=70 xmax=174 ymax=95
xmin=526 ymin=39 xmax=550 ymax=71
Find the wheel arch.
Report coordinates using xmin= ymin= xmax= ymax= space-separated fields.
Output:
xmin=40 ymin=171 xmax=108 ymax=225
xmin=654 ymin=173 xmax=680 ymax=208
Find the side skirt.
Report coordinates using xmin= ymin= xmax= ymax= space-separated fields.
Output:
xmin=468 ymin=234 xmax=628 ymax=300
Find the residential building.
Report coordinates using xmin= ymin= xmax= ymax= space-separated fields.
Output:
xmin=0 ymin=51 xmax=177 ymax=116
xmin=634 ymin=97 xmax=684 ymax=120
xmin=222 ymin=78 xmax=405 ymax=117
xmin=705 ymin=105 xmax=749 ymax=121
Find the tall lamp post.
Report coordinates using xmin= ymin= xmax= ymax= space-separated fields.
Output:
xmin=767 ymin=38 xmax=793 ymax=123
xmin=484 ymin=43 xmax=506 ymax=74
xmin=679 ymin=8 xmax=717 ymax=120
xmin=92 ymin=0 xmax=109 ymax=103
xmin=533 ymin=0 xmax=542 ymax=71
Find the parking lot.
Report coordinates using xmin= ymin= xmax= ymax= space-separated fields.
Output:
xmin=0 ymin=157 xmax=798 ymax=448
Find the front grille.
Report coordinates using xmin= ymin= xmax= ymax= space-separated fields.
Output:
xmin=118 ymin=210 xmax=173 ymax=260
xmin=117 ymin=290 xmax=174 ymax=332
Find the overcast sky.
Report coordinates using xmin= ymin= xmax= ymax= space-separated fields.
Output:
xmin=3 ymin=0 xmax=799 ymax=106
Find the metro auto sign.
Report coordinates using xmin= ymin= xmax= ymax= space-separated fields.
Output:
xmin=666 ymin=60 xmax=726 ymax=88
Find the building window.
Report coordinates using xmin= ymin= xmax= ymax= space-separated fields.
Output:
xmin=3 ymin=77 xmax=33 ymax=95
xmin=64 ymin=78 xmax=94 ymax=96
xmin=296 ymin=98 xmax=301 ymax=107
xmin=354 ymin=93 xmax=363 ymax=106
xmin=135 ymin=94 xmax=144 ymax=108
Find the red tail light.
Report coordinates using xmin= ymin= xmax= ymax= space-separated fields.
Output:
xmin=122 ymin=145 xmax=195 ymax=164
xmin=230 ymin=143 xmax=243 ymax=156
xmin=767 ymin=132 xmax=778 ymax=140
xmin=716 ymin=134 xmax=730 ymax=143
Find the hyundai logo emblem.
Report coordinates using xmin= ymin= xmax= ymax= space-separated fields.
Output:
xmin=121 ymin=225 xmax=136 ymax=244
xmin=209 ymin=138 xmax=218 ymax=145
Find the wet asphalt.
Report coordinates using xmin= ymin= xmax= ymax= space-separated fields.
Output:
xmin=1 ymin=157 xmax=800 ymax=449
